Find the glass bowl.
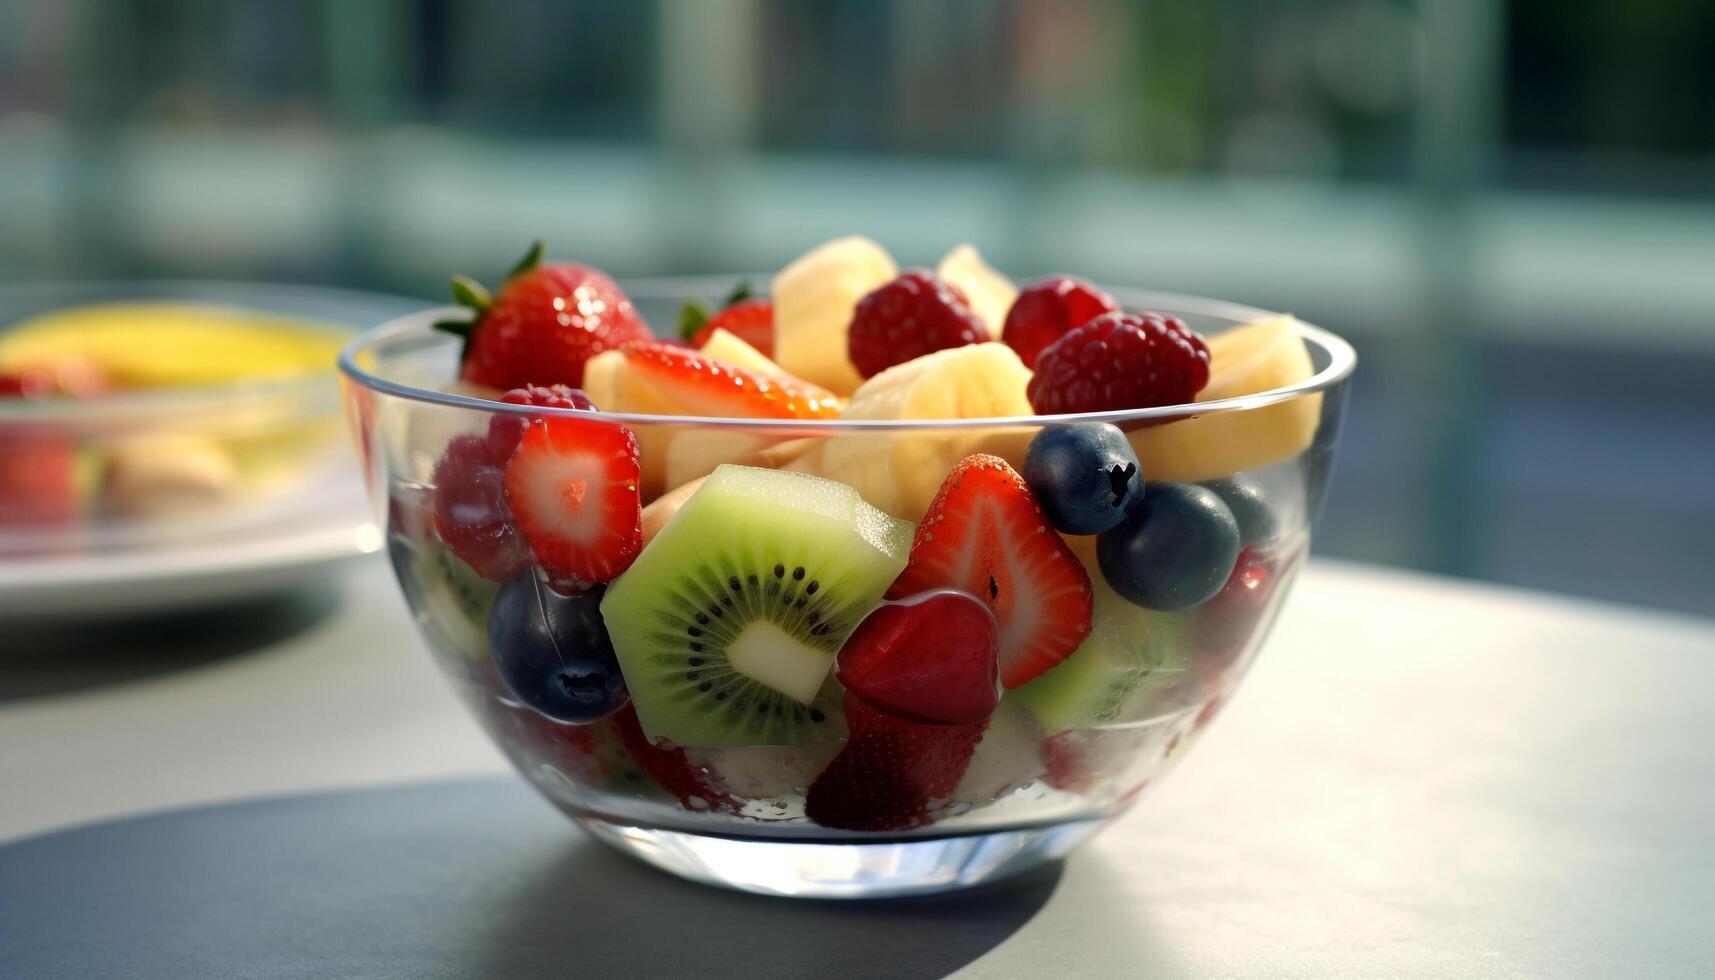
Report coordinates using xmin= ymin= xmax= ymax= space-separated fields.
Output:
xmin=339 ymin=277 xmax=1355 ymax=898
xmin=0 ymin=281 xmax=423 ymax=560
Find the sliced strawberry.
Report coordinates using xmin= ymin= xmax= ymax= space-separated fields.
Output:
xmin=503 ymin=415 xmax=642 ymax=587
xmin=836 ymin=590 xmax=1001 ymax=726
xmin=496 ymin=704 xmax=611 ymax=783
xmin=432 ymin=434 xmax=531 ymax=581
xmin=612 ymin=704 xmax=735 ymax=813
xmin=1040 ymin=731 xmax=1088 ymax=792
xmin=621 ymin=341 xmax=840 ymax=419
xmin=804 ymin=693 xmax=988 ymax=832
xmin=1041 ymin=727 xmax=1149 ymax=793
xmin=688 ymin=297 xmax=774 ymax=355
xmin=888 ymin=454 xmax=1093 ymax=688
xmin=485 ymin=383 xmax=598 ymax=462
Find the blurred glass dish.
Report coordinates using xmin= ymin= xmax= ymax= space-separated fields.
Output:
xmin=0 ymin=281 xmax=426 ymax=616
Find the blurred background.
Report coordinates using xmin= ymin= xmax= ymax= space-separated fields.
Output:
xmin=1 ymin=0 xmax=1711 ymax=615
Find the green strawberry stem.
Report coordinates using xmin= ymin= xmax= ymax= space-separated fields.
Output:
xmin=434 ymin=275 xmax=492 ymax=345
xmin=433 ymin=239 xmax=543 ymax=353
xmin=676 ymin=282 xmax=756 ymax=341
xmin=449 ymin=275 xmax=492 ymax=313
xmin=507 ymin=239 xmax=544 ymax=280
xmin=676 ymin=300 xmax=712 ymax=340
xmin=722 ymin=281 xmax=754 ymax=308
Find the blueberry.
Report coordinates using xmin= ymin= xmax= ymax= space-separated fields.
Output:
xmin=1200 ymin=476 xmax=1279 ymax=547
xmin=1022 ymin=423 xmax=1145 ymax=535
xmin=489 ymin=574 xmax=628 ymax=723
xmin=1097 ymin=482 xmax=1241 ymax=611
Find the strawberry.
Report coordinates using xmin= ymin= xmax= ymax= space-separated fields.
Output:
xmin=0 ymin=361 xmax=108 ymax=399
xmin=888 ymin=455 xmax=1093 ymax=688
xmin=612 ymin=704 xmax=735 ymax=813
xmin=836 ymin=590 xmax=1001 ymax=726
xmin=1 ymin=371 xmax=90 ymax=531
xmin=1041 ymin=727 xmax=1149 ymax=793
xmin=0 ymin=438 xmax=80 ymax=529
xmin=431 ymin=434 xmax=531 ymax=581
xmin=1040 ymin=731 xmax=1088 ymax=792
xmin=498 ymin=704 xmax=611 ymax=783
xmin=621 ymin=341 xmax=841 ymax=419
xmin=804 ymin=693 xmax=988 ymax=832
xmin=502 ymin=414 xmax=643 ymax=588
xmin=681 ymin=290 xmax=775 ymax=356
xmin=1196 ymin=547 xmax=1278 ymax=667
xmin=436 ymin=240 xmax=652 ymax=390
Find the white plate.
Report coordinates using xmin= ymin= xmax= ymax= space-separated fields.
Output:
xmin=0 ymin=484 xmax=381 ymax=619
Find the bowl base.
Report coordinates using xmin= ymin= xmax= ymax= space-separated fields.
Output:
xmin=576 ymin=817 xmax=1104 ymax=899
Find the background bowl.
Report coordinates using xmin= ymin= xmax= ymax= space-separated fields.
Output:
xmin=0 ymin=281 xmax=425 ymax=559
xmin=341 ymin=279 xmax=1354 ymax=897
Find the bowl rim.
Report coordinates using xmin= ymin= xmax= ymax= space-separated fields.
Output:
xmin=0 ymin=279 xmax=427 ymax=422
xmin=338 ymin=276 xmax=1357 ymax=432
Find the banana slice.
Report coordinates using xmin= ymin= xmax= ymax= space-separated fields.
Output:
xmin=102 ymin=434 xmax=240 ymax=518
xmin=771 ymin=236 xmax=897 ymax=396
xmin=699 ymin=328 xmax=785 ymax=379
xmin=0 ymin=303 xmax=346 ymax=387
xmin=665 ymin=430 xmax=771 ymax=489
xmin=641 ymin=475 xmax=705 ymax=546
xmin=794 ymin=342 xmax=1036 ymax=520
xmin=1127 ymin=315 xmax=1321 ymax=483
xmin=936 ymin=244 xmax=1017 ymax=339
xmin=583 ymin=348 xmax=679 ymax=499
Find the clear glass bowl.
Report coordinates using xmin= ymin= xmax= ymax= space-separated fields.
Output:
xmin=339 ymin=277 xmax=1355 ymax=898
xmin=0 ymin=281 xmax=423 ymax=559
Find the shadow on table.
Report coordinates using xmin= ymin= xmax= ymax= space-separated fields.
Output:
xmin=480 ymin=839 xmax=1063 ymax=979
xmin=0 ymin=584 xmax=341 ymax=703
xmin=0 ymin=778 xmax=1062 ymax=979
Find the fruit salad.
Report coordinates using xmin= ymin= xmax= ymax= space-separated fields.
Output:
xmin=0 ymin=303 xmax=349 ymax=552
xmin=374 ymin=237 xmax=1329 ymax=836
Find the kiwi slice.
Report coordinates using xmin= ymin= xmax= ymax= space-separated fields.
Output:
xmin=601 ymin=465 xmax=914 ymax=747
xmin=402 ymin=539 xmax=500 ymax=662
xmin=1009 ymin=576 xmax=1194 ymax=732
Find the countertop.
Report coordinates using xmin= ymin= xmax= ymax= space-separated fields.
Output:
xmin=4 ymin=556 xmax=1713 ymax=978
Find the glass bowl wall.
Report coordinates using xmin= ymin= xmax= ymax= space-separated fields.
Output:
xmin=341 ymin=280 xmax=1353 ymax=897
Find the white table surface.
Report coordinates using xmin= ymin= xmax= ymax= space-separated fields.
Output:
xmin=5 ymin=556 xmax=1714 ymax=977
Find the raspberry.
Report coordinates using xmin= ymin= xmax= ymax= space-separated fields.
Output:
xmin=431 ymin=434 xmax=531 ymax=581
xmin=1002 ymin=275 xmax=1118 ymax=369
xmin=847 ymin=270 xmax=986 ymax=379
xmin=500 ymin=383 xmax=596 ymax=412
xmin=1026 ymin=311 xmax=1211 ymax=415
xmin=486 ymin=383 xmax=597 ymax=462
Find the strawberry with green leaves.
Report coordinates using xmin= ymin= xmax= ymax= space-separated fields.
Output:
xmin=676 ymin=283 xmax=774 ymax=355
xmin=437 ymin=241 xmax=652 ymax=390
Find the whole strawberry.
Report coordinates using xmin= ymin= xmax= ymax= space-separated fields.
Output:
xmin=678 ymin=283 xmax=775 ymax=355
xmin=1027 ymin=311 xmax=1211 ymax=415
xmin=847 ymin=270 xmax=986 ymax=379
xmin=437 ymin=240 xmax=652 ymax=390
